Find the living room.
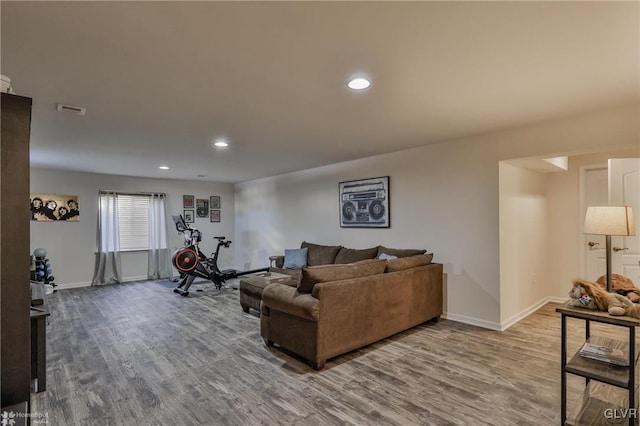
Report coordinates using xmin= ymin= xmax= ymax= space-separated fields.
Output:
xmin=2 ymin=1 xmax=639 ymax=424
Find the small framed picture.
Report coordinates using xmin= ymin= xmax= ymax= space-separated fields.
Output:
xmin=196 ymin=198 xmax=209 ymax=217
xmin=210 ymin=195 xmax=220 ymax=209
xmin=183 ymin=195 xmax=194 ymax=209
xmin=184 ymin=210 xmax=194 ymax=223
xmin=210 ymin=209 xmax=220 ymax=223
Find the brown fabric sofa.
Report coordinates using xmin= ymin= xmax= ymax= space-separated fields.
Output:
xmin=269 ymin=241 xmax=429 ymax=283
xmin=260 ymin=248 xmax=442 ymax=370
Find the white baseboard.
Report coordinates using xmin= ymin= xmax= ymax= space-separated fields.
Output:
xmin=56 ymin=281 xmax=91 ymax=290
xmin=444 ymin=296 xmax=570 ymax=331
xmin=442 ymin=312 xmax=502 ymax=331
xmin=123 ymin=275 xmax=148 ymax=283
xmin=500 ymin=297 xmax=550 ymax=331
xmin=55 ymin=275 xmax=149 ymax=290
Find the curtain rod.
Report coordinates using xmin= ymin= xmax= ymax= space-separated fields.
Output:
xmin=99 ymin=190 xmax=166 ymax=197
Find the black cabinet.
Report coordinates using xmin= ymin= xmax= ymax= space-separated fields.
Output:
xmin=1 ymin=93 xmax=32 ymax=406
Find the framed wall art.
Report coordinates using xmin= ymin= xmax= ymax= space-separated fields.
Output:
xmin=196 ymin=198 xmax=209 ymax=217
xmin=210 ymin=195 xmax=220 ymax=209
xmin=210 ymin=209 xmax=220 ymax=223
xmin=339 ymin=176 xmax=390 ymax=228
xmin=31 ymin=194 xmax=79 ymax=222
xmin=183 ymin=210 xmax=194 ymax=223
xmin=183 ymin=195 xmax=194 ymax=208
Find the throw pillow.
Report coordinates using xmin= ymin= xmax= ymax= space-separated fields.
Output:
xmin=283 ymin=247 xmax=308 ymax=269
xmin=334 ymin=246 xmax=379 ymax=264
xmin=376 ymin=246 xmax=427 ymax=258
xmin=385 ymin=253 xmax=434 ymax=273
xmin=301 ymin=241 xmax=342 ymax=266
xmin=377 ymin=253 xmax=398 ymax=260
xmin=297 ymin=258 xmax=387 ymax=293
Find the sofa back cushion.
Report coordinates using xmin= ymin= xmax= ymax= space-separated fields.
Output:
xmin=334 ymin=246 xmax=379 ymax=264
xmin=301 ymin=241 xmax=342 ymax=266
xmin=298 ymin=258 xmax=387 ymax=293
xmin=385 ymin=253 xmax=434 ymax=273
xmin=377 ymin=246 xmax=427 ymax=258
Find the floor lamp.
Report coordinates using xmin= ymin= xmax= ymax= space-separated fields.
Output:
xmin=584 ymin=206 xmax=636 ymax=292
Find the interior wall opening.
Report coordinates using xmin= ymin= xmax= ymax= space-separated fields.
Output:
xmin=498 ymin=147 xmax=640 ymax=329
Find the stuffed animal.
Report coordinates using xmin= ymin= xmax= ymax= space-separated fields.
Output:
xmin=596 ymin=273 xmax=640 ymax=303
xmin=568 ymin=278 xmax=640 ymax=318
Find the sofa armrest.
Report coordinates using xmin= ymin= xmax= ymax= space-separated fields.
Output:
xmin=269 ymin=255 xmax=284 ymax=268
xmin=261 ymin=283 xmax=319 ymax=321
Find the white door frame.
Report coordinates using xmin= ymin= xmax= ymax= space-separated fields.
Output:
xmin=579 ymin=162 xmax=608 ymax=278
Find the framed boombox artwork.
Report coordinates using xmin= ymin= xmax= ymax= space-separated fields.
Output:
xmin=339 ymin=176 xmax=390 ymax=228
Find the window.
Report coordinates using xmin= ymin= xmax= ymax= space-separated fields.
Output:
xmin=117 ymin=195 xmax=150 ymax=251
xmin=99 ymin=193 xmax=150 ymax=251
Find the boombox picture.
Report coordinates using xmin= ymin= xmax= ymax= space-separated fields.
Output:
xmin=339 ymin=176 xmax=390 ymax=228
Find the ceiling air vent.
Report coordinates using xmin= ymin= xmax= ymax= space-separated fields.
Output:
xmin=56 ymin=103 xmax=86 ymax=116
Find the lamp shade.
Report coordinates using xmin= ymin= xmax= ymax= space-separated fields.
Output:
xmin=584 ymin=206 xmax=636 ymax=236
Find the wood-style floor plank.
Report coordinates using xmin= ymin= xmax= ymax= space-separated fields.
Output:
xmin=30 ymin=280 xmax=620 ymax=425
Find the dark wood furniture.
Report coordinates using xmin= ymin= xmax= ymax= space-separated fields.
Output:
xmin=0 ymin=401 xmax=29 ymax=426
xmin=31 ymin=283 xmax=50 ymax=393
xmin=557 ymin=305 xmax=639 ymax=426
xmin=1 ymin=93 xmax=33 ymax=406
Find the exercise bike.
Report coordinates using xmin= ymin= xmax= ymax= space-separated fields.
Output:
xmin=171 ymin=215 xmax=268 ymax=296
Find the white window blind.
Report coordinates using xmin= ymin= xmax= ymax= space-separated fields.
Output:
xmin=116 ymin=194 xmax=150 ymax=251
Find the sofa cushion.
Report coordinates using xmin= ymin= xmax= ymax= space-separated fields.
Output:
xmin=385 ymin=253 xmax=434 ymax=273
xmin=377 ymin=246 xmax=427 ymax=258
xmin=334 ymin=246 xmax=379 ymax=264
xmin=298 ymin=258 xmax=387 ymax=293
xmin=283 ymin=247 xmax=308 ymax=269
xmin=301 ymin=241 xmax=342 ymax=266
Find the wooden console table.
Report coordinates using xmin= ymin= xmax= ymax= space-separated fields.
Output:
xmin=557 ymin=305 xmax=639 ymax=425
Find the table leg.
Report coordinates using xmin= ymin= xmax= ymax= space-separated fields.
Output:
xmin=561 ymin=313 xmax=567 ymax=425
xmin=30 ymin=316 xmax=46 ymax=392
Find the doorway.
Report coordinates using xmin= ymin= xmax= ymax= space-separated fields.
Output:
xmin=580 ymin=158 xmax=640 ymax=284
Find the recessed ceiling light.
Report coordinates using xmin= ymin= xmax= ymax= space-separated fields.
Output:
xmin=347 ymin=78 xmax=371 ymax=90
xmin=159 ymin=165 xmax=170 ymax=170
xmin=214 ymin=140 xmax=229 ymax=147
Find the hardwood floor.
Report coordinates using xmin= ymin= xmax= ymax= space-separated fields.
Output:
xmin=31 ymin=280 xmax=604 ymax=425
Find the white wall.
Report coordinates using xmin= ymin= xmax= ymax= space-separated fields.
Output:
xmin=499 ymin=162 xmax=551 ymax=328
xmin=30 ymin=168 xmax=235 ymax=288
xmin=235 ymin=104 xmax=640 ymax=329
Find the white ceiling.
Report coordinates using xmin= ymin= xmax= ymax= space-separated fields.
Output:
xmin=2 ymin=1 xmax=638 ymax=183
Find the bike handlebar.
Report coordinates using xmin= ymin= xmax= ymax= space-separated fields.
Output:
xmin=213 ymin=236 xmax=232 ymax=247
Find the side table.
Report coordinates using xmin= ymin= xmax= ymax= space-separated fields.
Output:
xmin=556 ymin=305 xmax=639 ymax=425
